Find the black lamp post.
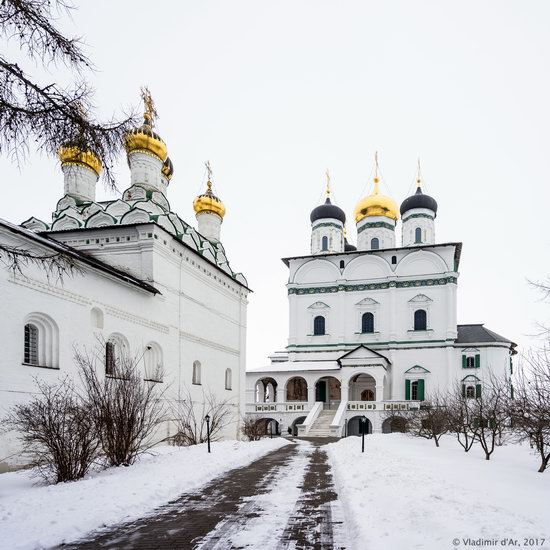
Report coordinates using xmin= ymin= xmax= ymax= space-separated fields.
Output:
xmin=361 ymin=415 xmax=367 ymax=453
xmin=205 ymin=414 xmax=211 ymax=453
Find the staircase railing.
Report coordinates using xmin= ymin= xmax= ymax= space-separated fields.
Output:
xmin=329 ymin=400 xmax=347 ymax=437
xmin=297 ymin=401 xmax=323 ymax=436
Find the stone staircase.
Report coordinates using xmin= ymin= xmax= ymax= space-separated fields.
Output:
xmin=307 ymin=409 xmax=337 ymax=437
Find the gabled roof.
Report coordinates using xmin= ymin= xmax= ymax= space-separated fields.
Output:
xmin=337 ymin=344 xmax=391 ymax=365
xmin=456 ymin=324 xmax=515 ymax=346
xmin=0 ymin=218 xmax=159 ymax=295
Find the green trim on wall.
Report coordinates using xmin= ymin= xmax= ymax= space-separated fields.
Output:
xmin=313 ymin=222 xmax=343 ymax=230
xmin=402 ymin=213 xmax=435 ymax=223
xmin=288 ymin=276 xmax=458 ymax=295
xmin=357 ymin=221 xmax=395 ymax=234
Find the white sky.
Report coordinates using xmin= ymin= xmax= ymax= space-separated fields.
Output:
xmin=1 ymin=0 xmax=549 ymax=368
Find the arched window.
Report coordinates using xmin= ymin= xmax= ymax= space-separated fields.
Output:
xmin=24 ymin=323 xmax=39 ymax=365
xmin=391 ymin=255 xmax=397 ymax=265
xmin=90 ymin=307 xmax=104 ymax=329
xmin=321 ymin=236 xmax=328 ymax=251
xmin=414 ymin=309 xmax=427 ymax=331
xmin=361 ymin=312 xmax=375 ymax=333
xmin=313 ymin=315 xmax=325 ymax=335
xmin=105 ymin=333 xmax=129 ymax=376
xmin=144 ymin=342 xmax=163 ymax=382
xmin=415 ymin=227 xmax=422 ymax=243
xmin=361 ymin=389 xmax=375 ymax=401
xmin=225 ymin=368 xmax=232 ymax=390
xmin=192 ymin=360 xmax=201 ymax=385
xmin=23 ymin=313 xmax=59 ymax=368
xmin=339 ymin=260 xmax=345 ymax=269
xmin=371 ymin=237 xmax=380 ymax=250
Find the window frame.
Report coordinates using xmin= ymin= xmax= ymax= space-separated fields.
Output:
xmin=413 ymin=309 xmax=427 ymax=331
xmin=24 ymin=323 xmax=39 ymax=365
xmin=313 ymin=315 xmax=326 ymax=336
xmin=192 ymin=360 xmax=202 ymax=385
xmin=361 ymin=311 xmax=375 ymax=334
xmin=370 ymin=237 xmax=380 ymax=250
xmin=225 ymin=368 xmax=232 ymax=390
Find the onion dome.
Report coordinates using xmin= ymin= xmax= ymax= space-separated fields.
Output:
xmin=354 ymin=177 xmax=399 ymax=223
xmin=310 ymin=179 xmax=346 ymax=224
xmin=400 ymin=181 xmax=438 ymax=218
xmin=125 ymin=88 xmax=168 ymax=162
xmin=58 ymin=145 xmax=102 ymax=176
xmin=161 ymin=157 xmax=174 ymax=181
xmin=193 ymin=180 xmax=225 ymax=218
xmin=344 ymin=239 xmax=357 ymax=252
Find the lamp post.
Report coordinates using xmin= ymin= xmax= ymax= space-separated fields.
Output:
xmin=205 ymin=414 xmax=211 ymax=453
xmin=361 ymin=415 xmax=367 ymax=453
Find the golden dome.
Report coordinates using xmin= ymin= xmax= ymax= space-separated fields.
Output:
xmin=354 ymin=178 xmax=399 ymax=222
xmin=58 ymin=145 xmax=102 ymax=176
xmin=125 ymin=88 xmax=168 ymax=162
xmin=161 ymin=157 xmax=174 ymax=181
xmin=193 ymin=181 xmax=226 ymax=218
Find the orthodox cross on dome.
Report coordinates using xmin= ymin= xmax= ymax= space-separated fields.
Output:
xmin=325 ymin=168 xmax=331 ymax=197
xmin=373 ymin=151 xmax=380 ymax=193
xmin=416 ymin=158 xmax=423 ymax=188
xmin=205 ymin=160 xmax=213 ymax=192
xmin=141 ymin=86 xmax=158 ymax=127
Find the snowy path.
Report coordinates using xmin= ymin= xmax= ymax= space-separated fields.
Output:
xmin=59 ymin=439 xmax=349 ymax=550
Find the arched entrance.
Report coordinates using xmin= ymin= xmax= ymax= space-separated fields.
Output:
xmin=382 ymin=415 xmax=407 ymax=434
xmin=347 ymin=415 xmax=373 ymax=436
xmin=255 ymin=377 xmax=278 ymax=403
xmin=315 ymin=376 xmax=341 ymax=409
xmin=349 ymin=373 xmax=377 ymax=401
xmin=291 ymin=416 xmax=307 ymax=436
xmin=286 ymin=377 xmax=307 ymax=401
xmin=256 ymin=418 xmax=280 ymax=436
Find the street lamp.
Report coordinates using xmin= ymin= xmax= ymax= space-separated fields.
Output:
xmin=361 ymin=415 xmax=367 ymax=453
xmin=205 ymin=414 xmax=211 ymax=453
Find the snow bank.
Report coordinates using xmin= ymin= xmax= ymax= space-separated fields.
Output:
xmin=327 ymin=434 xmax=550 ymax=550
xmin=0 ymin=438 xmax=288 ymax=550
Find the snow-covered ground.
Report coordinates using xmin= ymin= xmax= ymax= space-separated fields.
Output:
xmin=327 ymin=434 xmax=550 ymax=550
xmin=0 ymin=439 xmax=288 ymax=550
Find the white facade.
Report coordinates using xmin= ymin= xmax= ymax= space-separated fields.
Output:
xmin=0 ymin=127 xmax=249 ymax=466
xmin=245 ymin=189 xmax=515 ymax=438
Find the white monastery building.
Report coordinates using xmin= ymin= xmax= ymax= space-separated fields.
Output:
xmin=0 ymin=96 xmax=249 ymax=465
xmin=246 ymin=167 xmax=516 ymax=437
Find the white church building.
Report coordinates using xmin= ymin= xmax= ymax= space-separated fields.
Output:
xmin=0 ymin=97 xmax=249 ymax=466
xmin=246 ymin=169 xmax=516 ymax=437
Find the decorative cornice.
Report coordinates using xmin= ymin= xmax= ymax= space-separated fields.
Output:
xmin=402 ymin=213 xmax=434 ymax=223
xmin=313 ymin=222 xmax=342 ymax=230
xmin=357 ymin=221 xmax=395 ymax=234
xmin=288 ymin=276 xmax=457 ymax=295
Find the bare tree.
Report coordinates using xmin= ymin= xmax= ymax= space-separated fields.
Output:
xmin=404 ymin=392 xmax=449 ymax=447
xmin=470 ymin=373 xmax=512 ymax=461
xmin=446 ymin=384 xmax=478 ymax=452
xmin=170 ymin=386 xmax=234 ymax=446
xmin=240 ymin=415 xmax=266 ymax=441
xmin=76 ymin=348 xmax=167 ymax=467
xmin=511 ymin=347 xmax=550 ymax=473
xmin=0 ymin=0 xmax=138 ymax=187
xmin=5 ymin=376 xmax=100 ymax=483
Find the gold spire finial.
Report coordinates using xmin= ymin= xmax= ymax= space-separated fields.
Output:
xmin=325 ymin=168 xmax=331 ymax=197
xmin=416 ymin=158 xmax=422 ymax=187
xmin=373 ymin=151 xmax=380 ymax=193
xmin=141 ymin=86 xmax=158 ymax=127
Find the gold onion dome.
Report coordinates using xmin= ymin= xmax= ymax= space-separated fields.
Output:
xmin=354 ymin=177 xmax=399 ymax=223
xmin=58 ymin=145 xmax=102 ymax=176
xmin=162 ymin=157 xmax=174 ymax=181
xmin=125 ymin=88 xmax=168 ymax=162
xmin=193 ymin=180 xmax=226 ymax=218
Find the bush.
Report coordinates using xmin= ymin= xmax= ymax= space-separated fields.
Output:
xmin=6 ymin=377 xmax=99 ymax=483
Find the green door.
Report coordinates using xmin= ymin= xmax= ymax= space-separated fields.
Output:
xmin=316 ymin=381 xmax=327 ymax=402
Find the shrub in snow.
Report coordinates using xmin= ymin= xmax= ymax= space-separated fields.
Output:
xmin=240 ymin=415 xmax=267 ymax=441
xmin=76 ymin=348 xmax=168 ymax=467
xmin=511 ymin=346 xmax=550 ymax=473
xmin=401 ymin=391 xmax=449 ymax=447
xmin=169 ymin=386 xmax=233 ymax=446
xmin=5 ymin=377 xmax=100 ymax=483
xmin=446 ymin=384 xmax=479 ymax=452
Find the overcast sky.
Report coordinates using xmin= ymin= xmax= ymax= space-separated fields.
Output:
xmin=1 ymin=0 xmax=549 ymax=368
